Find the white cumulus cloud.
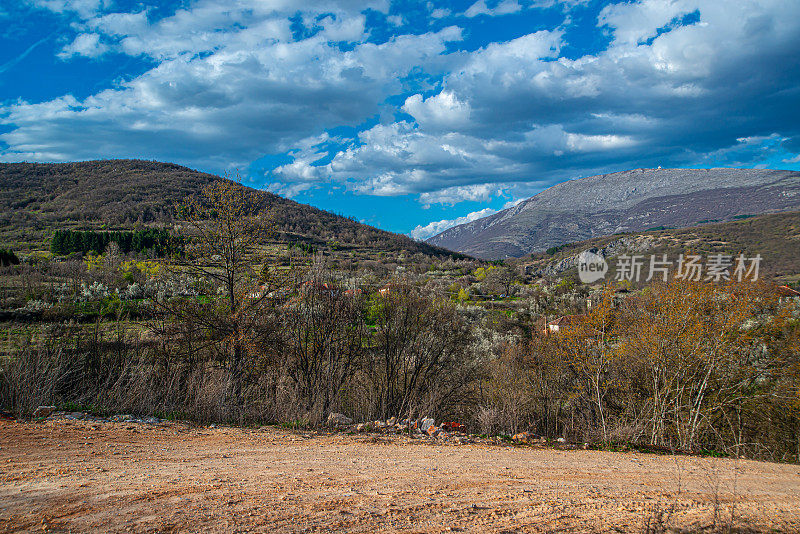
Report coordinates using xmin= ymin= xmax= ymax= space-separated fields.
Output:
xmin=464 ymin=0 xmax=522 ymax=18
xmin=408 ymin=207 xmax=498 ymax=240
xmin=5 ymin=0 xmax=800 ymax=217
xmin=58 ymin=32 xmax=108 ymax=58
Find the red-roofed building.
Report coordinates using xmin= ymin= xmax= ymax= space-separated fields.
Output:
xmin=776 ymin=285 xmax=800 ymax=302
xmin=545 ymin=314 xmax=588 ymax=334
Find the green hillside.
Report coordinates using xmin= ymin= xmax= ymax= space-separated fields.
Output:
xmin=0 ymin=160 xmax=458 ymax=259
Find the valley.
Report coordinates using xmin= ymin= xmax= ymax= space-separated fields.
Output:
xmin=2 ymin=163 xmax=800 ymax=534
xmin=5 ymin=2 xmax=800 ymax=532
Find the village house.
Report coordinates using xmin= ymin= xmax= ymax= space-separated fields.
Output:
xmin=544 ymin=314 xmax=587 ymax=334
xmin=776 ymin=285 xmax=800 ymax=304
xmin=378 ymin=283 xmax=395 ymax=296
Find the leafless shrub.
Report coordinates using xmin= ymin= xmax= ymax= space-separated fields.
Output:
xmin=367 ymin=281 xmax=474 ymax=421
xmin=0 ymin=340 xmax=76 ymax=417
xmin=477 ymin=406 xmax=503 ymax=436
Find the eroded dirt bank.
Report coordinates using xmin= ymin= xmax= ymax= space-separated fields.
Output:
xmin=1 ymin=419 xmax=799 ymax=533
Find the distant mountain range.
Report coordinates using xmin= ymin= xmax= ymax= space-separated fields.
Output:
xmin=427 ymin=168 xmax=800 ymax=259
xmin=0 ymin=160 xmax=457 ymax=258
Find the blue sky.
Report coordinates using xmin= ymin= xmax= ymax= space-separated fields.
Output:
xmin=2 ymin=0 xmax=800 ymax=239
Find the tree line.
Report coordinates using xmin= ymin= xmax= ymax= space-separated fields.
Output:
xmin=50 ymin=228 xmax=179 ymax=256
xmin=0 ymin=248 xmax=19 ymax=266
xmin=483 ymin=281 xmax=800 ymax=460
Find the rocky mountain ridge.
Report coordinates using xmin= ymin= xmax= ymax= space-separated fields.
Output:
xmin=427 ymin=168 xmax=800 ymax=259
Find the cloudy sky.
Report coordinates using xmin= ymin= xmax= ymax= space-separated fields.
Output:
xmin=2 ymin=0 xmax=799 ymax=239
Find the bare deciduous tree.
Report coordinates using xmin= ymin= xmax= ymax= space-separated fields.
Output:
xmin=161 ymin=178 xmax=286 ymax=400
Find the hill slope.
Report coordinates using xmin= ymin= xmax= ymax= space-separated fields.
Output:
xmin=0 ymin=160 xmax=456 ymax=257
xmin=427 ymin=168 xmax=800 ymax=259
xmin=522 ymin=210 xmax=800 ymax=282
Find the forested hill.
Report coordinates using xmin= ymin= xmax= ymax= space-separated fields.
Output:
xmin=0 ymin=160 xmax=457 ymax=257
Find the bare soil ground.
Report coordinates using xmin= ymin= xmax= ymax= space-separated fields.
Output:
xmin=1 ymin=419 xmax=799 ymax=533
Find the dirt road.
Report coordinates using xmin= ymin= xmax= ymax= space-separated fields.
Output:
xmin=1 ymin=419 xmax=799 ymax=533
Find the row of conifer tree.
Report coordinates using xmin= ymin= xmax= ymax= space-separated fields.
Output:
xmin=50 ymin=229 xmax=177 ymax=256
